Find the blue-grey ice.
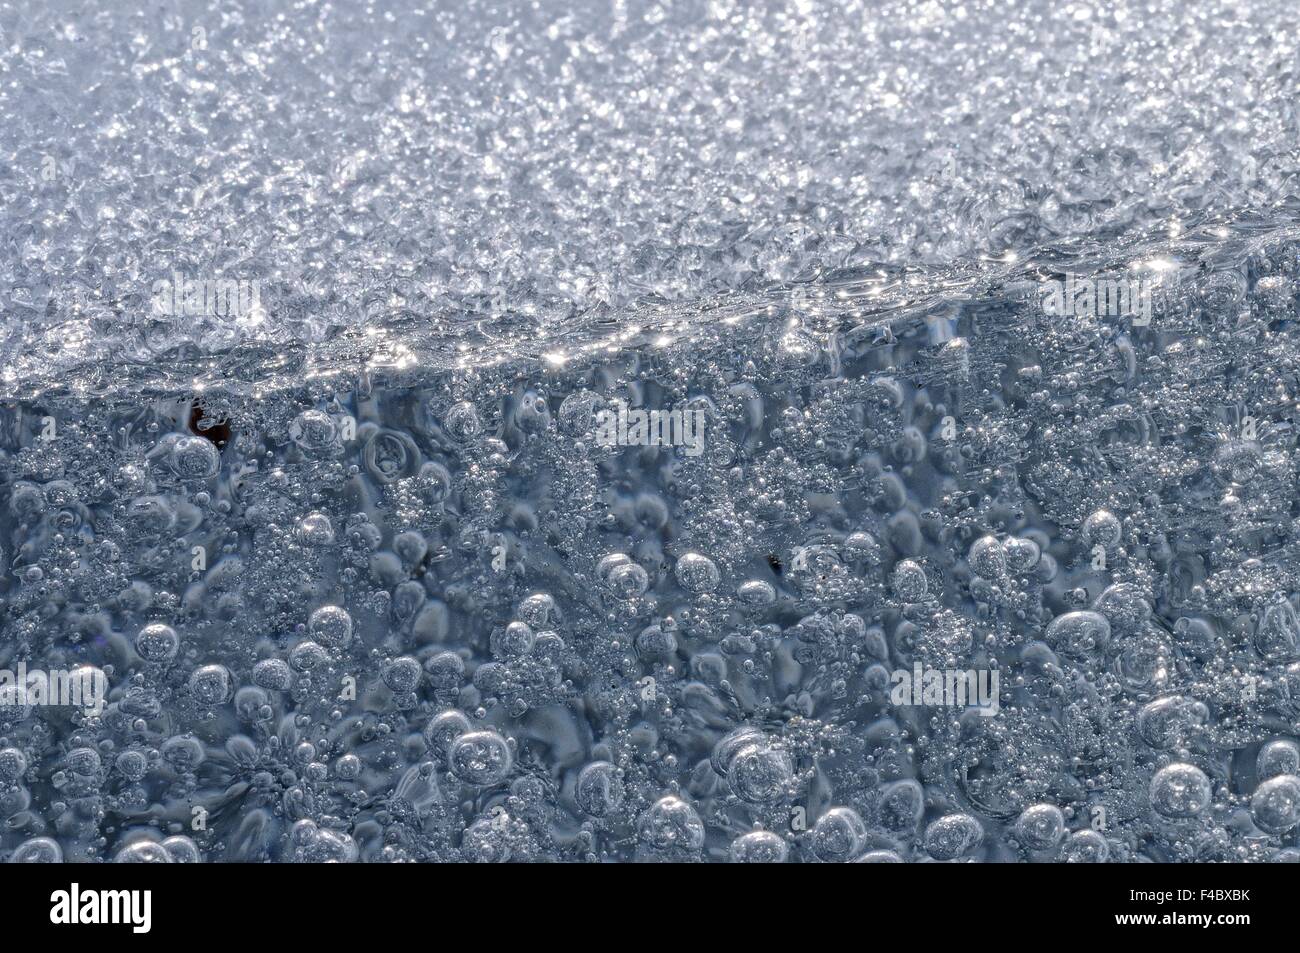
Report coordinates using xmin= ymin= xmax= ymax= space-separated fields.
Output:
xmin=1 ymin=0 xmax=1299 ymax=862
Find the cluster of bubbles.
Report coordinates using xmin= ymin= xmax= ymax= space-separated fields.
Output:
xmin=2 ymin=220 xmax=1299 ymax=863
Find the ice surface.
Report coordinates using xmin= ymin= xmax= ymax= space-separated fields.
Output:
xmin=2 ymin=0 xmax=1299 ymax=394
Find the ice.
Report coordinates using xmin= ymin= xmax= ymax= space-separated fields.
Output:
xmin=1 ymin=0 xmax=1299 ymax=864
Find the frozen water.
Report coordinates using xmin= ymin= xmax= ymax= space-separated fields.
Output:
xmin=0 ymin=0 xmax=1299 ymax=862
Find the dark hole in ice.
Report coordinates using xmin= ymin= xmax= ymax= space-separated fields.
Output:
xmin=189 ymin=402 xmax=232 ymax=447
